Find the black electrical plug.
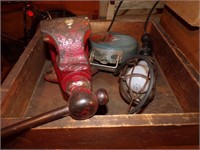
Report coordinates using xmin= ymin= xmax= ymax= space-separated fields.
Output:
xmin=139 ymin=33 xmax=152 ymax=56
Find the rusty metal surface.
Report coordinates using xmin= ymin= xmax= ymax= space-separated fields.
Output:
xmin=40 ymin=17 xmax=91 ymax=72
xmin=40 ymin=17 xmax=92 ymax=94
xmin=40 ymin=17 xmax=107 ymax=120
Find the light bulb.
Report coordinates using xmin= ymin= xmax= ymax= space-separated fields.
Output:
xmin=126 ymin=60 xmax=150 ymax=93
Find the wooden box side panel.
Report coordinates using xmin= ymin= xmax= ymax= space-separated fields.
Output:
xmin=165 ymin=1 xmax=200 ymax=27
xmin=160 ymin=6 xmax=199 ymax=72
xmin=2 ymin=113 xmax=199 ymax=149
xmin=2 ymin=126 xmax=199 ymax=149
xmin=1 ymin=31 xmax=47 ymax=117
xmin=0 ymin=20 xmax=199 ymax=149
xmin=150 ymin=22 xmax=199 ymax=112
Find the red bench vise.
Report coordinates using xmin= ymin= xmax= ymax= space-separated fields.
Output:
xmin=40 ymin=17 xmax=108 ymax=120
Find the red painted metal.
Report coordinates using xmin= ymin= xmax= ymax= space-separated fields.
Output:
xmin=40 ymin=17 xmax=92 ymax=94
xmin=40 ymin=17 xmax=109 ymax=120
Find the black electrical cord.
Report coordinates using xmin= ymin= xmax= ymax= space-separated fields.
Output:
xmin=107 ymin=0 xmax=124 ymax=32
xmin=108 ymin=0 xmax=160 ymax=33
xmin=128 ymin=1 xmax=160 ymax=113
xmin=114 ymin=0 xmax=160 ymax=75
xmin=144 ymin=0 xmax=160 ymax=33
xmin=118 ymin=55 xmax=156 ymax=114
xmin=128 ymin=56 xmax=155 ymax=114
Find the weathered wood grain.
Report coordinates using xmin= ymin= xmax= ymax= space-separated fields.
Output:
xmin=1 ymin=113 xmax=199 ymax=149
xmin=160 ymin=6 xmax=199 ymax=72
xmin=150 ymin=21 xmax=199 ymax=112
xmin=1 ymin=30 xmax=46 ymax=117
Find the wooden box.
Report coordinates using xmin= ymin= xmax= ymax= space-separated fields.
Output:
xmin=1 ymin=20 xmax=199 ymax=149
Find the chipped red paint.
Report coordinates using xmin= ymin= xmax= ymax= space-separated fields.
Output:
xmin=40 ymin=17 xmax=92 ymax=93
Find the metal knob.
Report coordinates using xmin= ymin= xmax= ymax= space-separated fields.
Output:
xmin=68 ymin=87 xmax=98 ymax=120
xmin=95 ymin=88 xmax=109 ymax=105
xmin=68 ymin=88 xmax=109 ymax=120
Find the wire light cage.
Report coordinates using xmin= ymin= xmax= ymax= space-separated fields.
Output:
xmin=119 ymin=55 xmax=157 ymax=114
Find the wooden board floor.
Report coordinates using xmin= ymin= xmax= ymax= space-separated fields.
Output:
xmin=25 ymin=59 xmax=183 ymax=117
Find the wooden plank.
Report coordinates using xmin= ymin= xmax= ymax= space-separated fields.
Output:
xmin=165 ymin=1 xmax=200 ymax=27
xmin=2 ymin=113 xmax=199 ymax=128
xmin=90 ymin=21 xmax=144 ymax=42
xmin=2 ymin=125 xmax=199 ymax=149
xmin=1 ymin=56 xmax=14 ymax=83
xmin=1 ymin=113 xmax=199 ymax=149
xmin=1 ymin=31 xmax=46 ymax=117
xmin=150 ymin=21 xmax=199 ymax=112
xmin=160 ymin=6 xmax=199 ymax=72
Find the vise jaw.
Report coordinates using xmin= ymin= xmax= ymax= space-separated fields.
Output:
xmin=40 ymin=17 xmax=91 ymax=92
xmin=40 ymin=17 xmax=101 ymax=120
